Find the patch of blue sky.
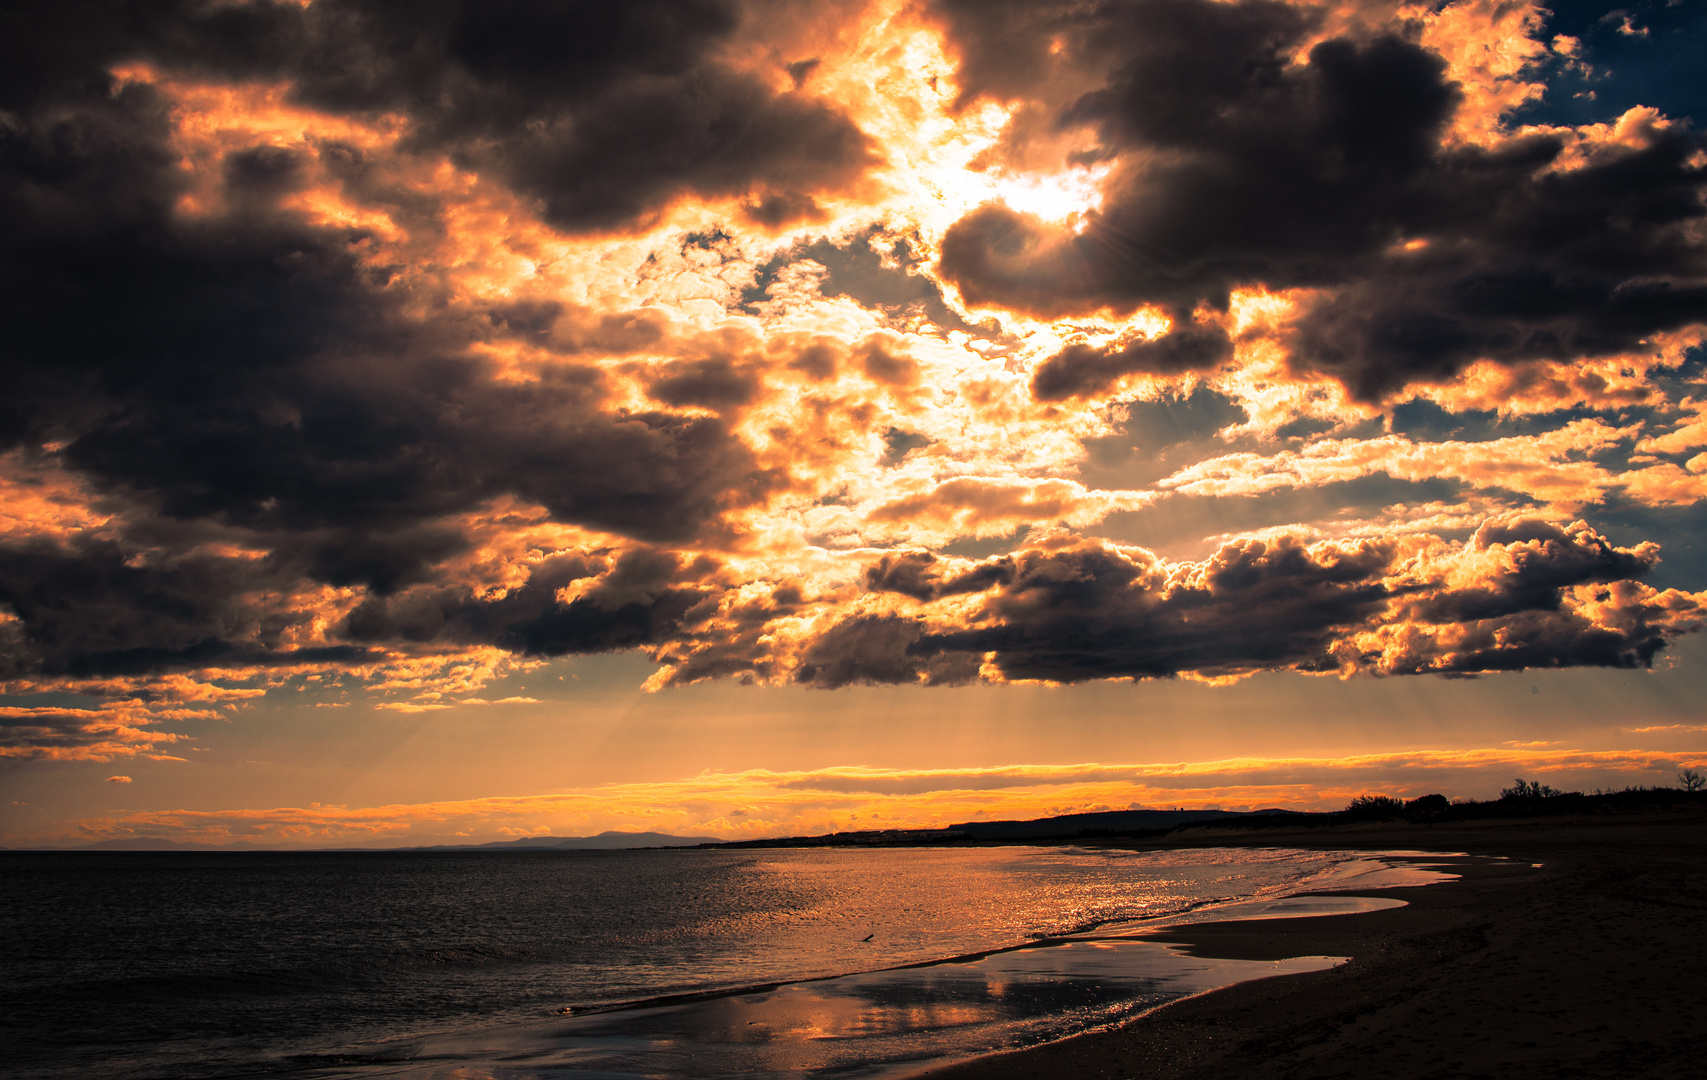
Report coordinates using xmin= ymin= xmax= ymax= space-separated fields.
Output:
xmin=1512 ymin=0 xmax=1707 ymax=128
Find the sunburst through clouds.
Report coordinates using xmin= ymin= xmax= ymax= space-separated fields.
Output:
xmin=2 ymin=0 xmax=1706 ymax=844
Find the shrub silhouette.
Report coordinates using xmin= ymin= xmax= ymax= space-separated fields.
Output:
xmin=1404 ymin=793 xmax=1449 ymax=819
xmin=1342 ymin=795 xmax=1405 ymax=820
xmin=1500 ymin=778 xmax=1567 ymax=800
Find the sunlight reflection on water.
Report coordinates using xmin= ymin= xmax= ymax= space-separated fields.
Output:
xmin=340 ymin=859 xmax=1455 ymax=1079
xmin=8 ymin=846 xmax=1465 ymax=1080
xmin=387 ymin=937 xmax=1350 ymax=1079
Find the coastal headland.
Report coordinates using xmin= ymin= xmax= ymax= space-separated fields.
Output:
xmin=913 ymin=808 xmax=1706 ymax=1080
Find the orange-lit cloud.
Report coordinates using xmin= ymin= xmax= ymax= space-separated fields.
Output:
xmin=0 ymin=0 xmax=1703 ymax=771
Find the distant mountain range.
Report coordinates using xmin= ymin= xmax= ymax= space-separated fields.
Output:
xmin=13 ymin=809 xmax=1298 ymax=852
xmin=950 ymin=807 xmax=1291 ymax=840
xmin=73 ymin=837 xmax=268 ymax=852
xmin=14 ymin=830 xmax=722 ymax=852
xmin=715 ymin=806 xmax=1297 ymax=847
xmin=400 ymin=831 xmax=723 ymax=851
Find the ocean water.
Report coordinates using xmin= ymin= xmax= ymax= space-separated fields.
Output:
xmin=0 ymin=845 xmax=1454 ymax=1079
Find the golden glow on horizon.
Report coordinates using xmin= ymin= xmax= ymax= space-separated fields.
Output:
xmin=44 ymin=747 xmax=1707 ymax=848
xmin=3 ymin=0 xmax=1706 ymax=845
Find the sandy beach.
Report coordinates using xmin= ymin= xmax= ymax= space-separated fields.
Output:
xmin=914 ymin=810 xmax=1707 ymax=1080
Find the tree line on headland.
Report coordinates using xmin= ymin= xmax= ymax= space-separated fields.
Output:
xmin=1331 ymin=770 xmax=1706 ymax=825
xmin=713 ymin=772 xmax=1707 ymax=848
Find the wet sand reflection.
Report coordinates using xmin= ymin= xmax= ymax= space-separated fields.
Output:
xmin=387 ymin=896 xmax=1410 ymax=1078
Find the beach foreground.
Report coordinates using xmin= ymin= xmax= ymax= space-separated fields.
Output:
xmin=915 ymin=811 xmax=1706 ymax=1080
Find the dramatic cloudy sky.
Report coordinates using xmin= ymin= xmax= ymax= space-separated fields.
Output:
xmin=3 ymin=0 xmax=1705 ymax=847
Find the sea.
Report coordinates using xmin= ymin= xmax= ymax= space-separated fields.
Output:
xmin=1 ymin=845 xmax=1459 ymax=1079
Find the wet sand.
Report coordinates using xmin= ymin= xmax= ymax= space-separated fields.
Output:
xmin=913 ymin=810 xmax=1707 ymax=1080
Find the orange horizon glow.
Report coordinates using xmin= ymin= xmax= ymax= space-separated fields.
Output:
xmin=32 ymin=745 xmax=1705 ymax=849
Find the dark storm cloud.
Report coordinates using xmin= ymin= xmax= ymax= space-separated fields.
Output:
xmin=30 ymin=0 xmax=876 ymax=233
xmin=0 ymin=12 xmax=784 ymax=676
xmin=1405 ymin=519 xmax=1655 ymax=624
xmin=1412 ymin=606 xmax=1670 ymax=672
xmin=1031 ymin=325 xmax=1234 ymax=401
xmin=930 ymin=0 xmax=1707 ymax=401
xmin=0 ymin=112 xmax=768 ymax=539
xmin=0 ymin=536 xmax=377 ymax=678
xmin=342 ymin=549 xmax=715 ymax=657
xmin=794 ymin=613 xmax=981 ymax=688
xmin=810 ymin=524 xmax=1682 ymax=684
xmin=862 ymin=551 xmax=1015 ymax=601
xmin=0 ymin=81 xmax=767 ymax=521
xmin=2 ymin=0 xmax=1700 ymax=703
xmin=924 ymin=538 xmax=1396 ymax=681
xmin=0 ymin=706 xmax=163 ymax=757
xmin=648 ymin=357 xmax=760 ymax=411
xmin=643 ymin=578 xmax=808 ymax=686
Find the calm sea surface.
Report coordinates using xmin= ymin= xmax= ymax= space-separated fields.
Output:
xmin=1 ymin=846 xmax=1454 ymax=1079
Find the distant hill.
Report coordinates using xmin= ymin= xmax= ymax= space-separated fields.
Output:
xmin=78 ymin=838 xmax=265 ymax=851
xmin=17 ymin=830 xmax=722 ymax=853
xmin=28 ymin=788 xmax=1706 ymax=854
xmin=949 ymin=807 xmax=1292 ymax=840
xmin=404 ymin=831 xmax=722 ymax=851
xmin=715 ymin=807 xmax=1296 ymax=848
xmin=34 ymin=813 xmax=1306 ymax=854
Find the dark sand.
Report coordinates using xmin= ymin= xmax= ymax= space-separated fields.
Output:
xmin=914 ymin=810 xmax=1707 ymax=1080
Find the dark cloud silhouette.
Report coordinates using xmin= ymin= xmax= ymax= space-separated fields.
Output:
xmin=67 ymin=0 xmax=878 ymax=233
xmin=879 ymin=428 xmax=933 ymax=467
xmin=5 ymin=104 xmax=761 ymax=503
xmin=1406 ymin=520 xmax=1656 ymax=624
xmin=1032 ymin=325 xmax=1234 ymax=400
xmin=0 ymin=0 xmax=1699 ymax=703
xmin=1290 ymin=133 xmax=1707 ymax=399
xmin=863 ymin=551 xmax=1015 ymax=601
xmin=1 ymin=1 xmax=873 ymax=231
xmin=0 ymin=18 xmax=780 ymax=677
xmin=812 ymin=526 xmax=1685 ymax=684
xmin=0 ymin=706 xmax=159 ymax=758
xmin=0 ymin=536 xmax=378 ymax=678
xmin=1414 ymin=606 xmax=1670 ymax=673
xmin=924 ymin=538 xmax=1395 ymax=681
xmin=648 ymin=358 xmax=760 ymax=411
xmin=338 ymin=548 xmax=716 ymax=660
xmin=795 ymin=613 xmax=980 ymax=688
xmin=932 ymin=0 xmax=1707 ymax=401
xmin=486 ymin=65 xmax=871 ymax=233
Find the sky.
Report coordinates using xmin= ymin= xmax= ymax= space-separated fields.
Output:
xmin=2 ymin=0 xmax=1705 ymax=848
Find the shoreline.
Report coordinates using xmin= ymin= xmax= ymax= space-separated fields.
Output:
xmin=540 ymin=854 xmax=1446 ymax=1024
xmin=338 ymin=850 xmax=1443 ymax=1080
xmin=911 ymin=809 xmax=1706 ymax=1080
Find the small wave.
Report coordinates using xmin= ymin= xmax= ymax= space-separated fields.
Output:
xmin=59 ymin=943 xmax=541 ymax=1006
xmin=1022 ymin=894 xmax=1248 ymax=940
xmin=405 ymin=944 xmax=535 ymax=966
xmin=278 ymin=1047 xmax=420 ymax=1069
xmin=63 ymin=965 xmax=384 ymax=1003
